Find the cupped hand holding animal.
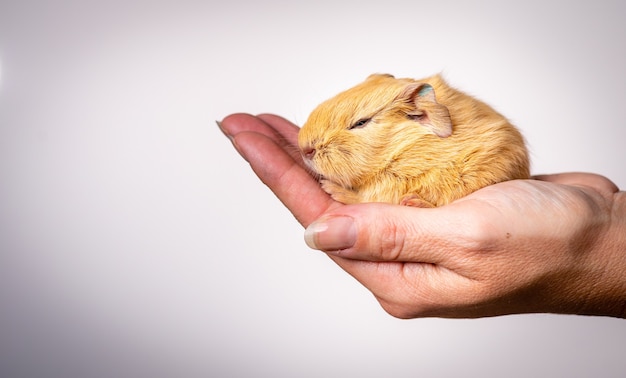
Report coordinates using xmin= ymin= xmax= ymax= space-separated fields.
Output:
xmin=218 ymin=112 xmax=625 ymax=319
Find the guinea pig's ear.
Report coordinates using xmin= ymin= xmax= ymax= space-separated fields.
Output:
xmin=366 ymin=73 xmax=395 ymax=81
xmin=400 ymin=83 xmax=452 ymax=138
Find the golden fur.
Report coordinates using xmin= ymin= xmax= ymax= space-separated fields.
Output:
xmin=298 ymin=74 xmax=530 ymax=207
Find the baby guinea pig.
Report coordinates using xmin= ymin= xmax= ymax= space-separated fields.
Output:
xmin=298 ymin=73 xmax=530 ymax=207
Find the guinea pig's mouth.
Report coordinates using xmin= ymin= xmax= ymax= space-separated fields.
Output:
xmin=301 ymin=157 xmax=322 ymax=180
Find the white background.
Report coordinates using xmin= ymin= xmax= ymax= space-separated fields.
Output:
xmin=1 ymin=1 xmax=625 ymax=377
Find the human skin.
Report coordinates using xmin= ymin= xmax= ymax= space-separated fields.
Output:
xmin=218 ymin=113 xmax=626 ymax=319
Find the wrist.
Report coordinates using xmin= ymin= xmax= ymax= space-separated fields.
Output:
xmin=576 ymin=191 xmax=626 ymax=318
xmin=604 ymin=191 xmax=626 ymax=318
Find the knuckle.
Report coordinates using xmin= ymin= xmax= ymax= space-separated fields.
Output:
xmin=453 ymin=213 xmax=502 ymax=253
xmin=374 ymin=220 xmax=407 ymax=261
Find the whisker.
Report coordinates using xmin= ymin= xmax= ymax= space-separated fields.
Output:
xmin=273 ymin=134 xmax=321 ymax=181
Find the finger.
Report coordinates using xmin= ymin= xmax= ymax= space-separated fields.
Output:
xmin=256 ymin=113 xmax=300 ymax=147
xmin=219 ymin=113 xmax=275 ymax=140
xmin=534 ymin=172 xmax=619 ymax=195
xmin=233 ymin=131 xmax=339 ymax=226
xmin=220 ymin=113 xmax=305 ymax=165
xmin=303 ymin=202 xmax=465 ymax=265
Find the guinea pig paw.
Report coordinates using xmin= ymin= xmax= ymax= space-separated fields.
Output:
xmin=321 ymin=179 xmax=358 ymax=204
xmin=400 ymin=194 xmax=435 ymax=208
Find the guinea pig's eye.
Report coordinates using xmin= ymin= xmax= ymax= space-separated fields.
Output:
xmin=408 ymin=111 xmax=426 ymax=121
xmin=349 ymin=118 xmax=371 ymax=130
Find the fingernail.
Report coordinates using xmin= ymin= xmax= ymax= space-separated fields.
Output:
xmin=216 ymin=120 xmax=234 ymax=142
xmin=216 ymin=120 xmax=248 ymax=162
xmin=304 ymin=215 xmax=357 ymax=252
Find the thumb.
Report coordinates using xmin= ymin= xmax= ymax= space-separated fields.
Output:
xmin=304 ymin=203 xmax=457 ymax=264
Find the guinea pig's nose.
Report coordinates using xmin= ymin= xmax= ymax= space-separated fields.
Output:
xmin=302 ymin=145 xmax=316 ymax=160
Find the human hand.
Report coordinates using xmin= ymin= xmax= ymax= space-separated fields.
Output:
xmin=218 ymin=113 xmax=626 ymax=319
